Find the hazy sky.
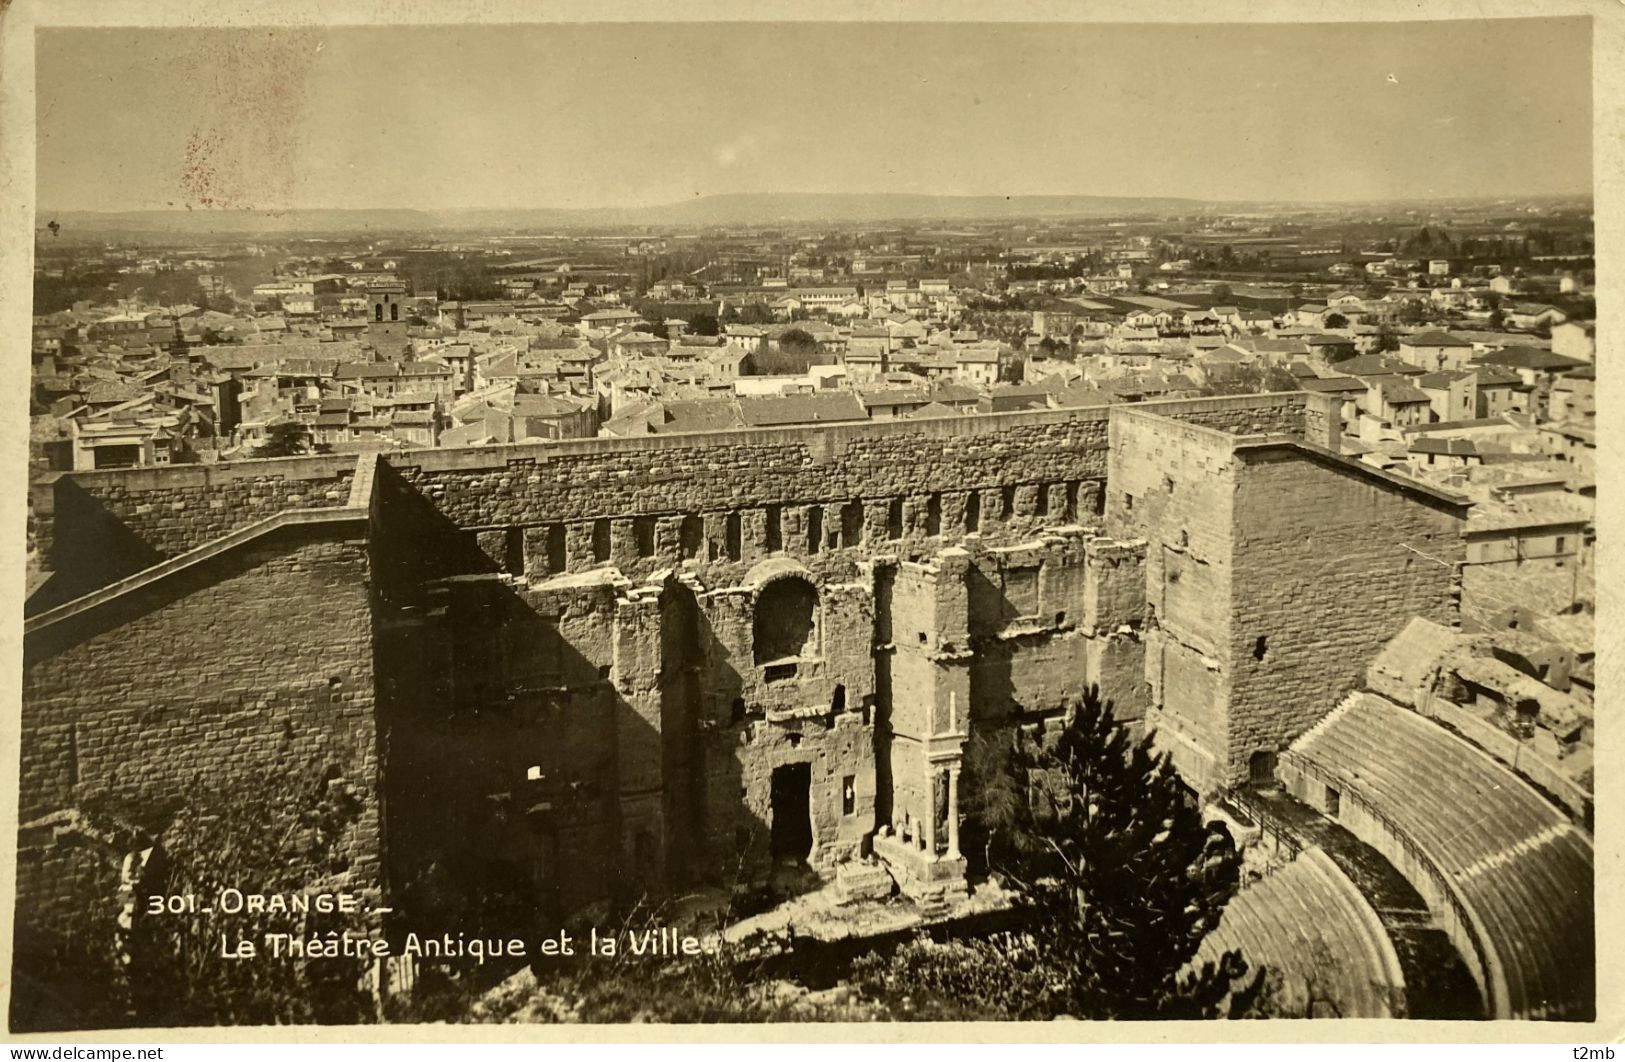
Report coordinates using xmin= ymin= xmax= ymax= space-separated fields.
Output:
xmin=36 ymin=18 xmax=1593 ymax=211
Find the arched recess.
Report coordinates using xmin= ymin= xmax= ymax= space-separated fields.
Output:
xmin=753 ymin=576 xmax=818 ymax=665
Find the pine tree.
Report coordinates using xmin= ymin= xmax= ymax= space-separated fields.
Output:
xmin=1013 ymin=685 xmax=1258 ymax=1018
xmin=958 ymin=728 xmax=1047 ymax=880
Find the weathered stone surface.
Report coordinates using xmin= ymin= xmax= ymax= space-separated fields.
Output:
xmin=835 ymin=859 xmax=895 ymax=904
xmin=1108 ymin=406 xmax=1468 ymax=790
xmin=18 ymin=392 xmax=1475 ymax=1020
xmin=18 ymin=529 xmax=383 ymax=956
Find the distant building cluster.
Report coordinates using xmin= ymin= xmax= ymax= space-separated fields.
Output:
xmin=31 ymin=235 xmax=1596 ymax=658
xmin=28 ymin=235 xmax=1596 ymax=463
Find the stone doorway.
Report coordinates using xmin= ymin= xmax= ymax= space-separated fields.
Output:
xmin=770 ymin=762 xmax=813 ymax=861
xmin=1247 ymin=749 xmax=1279 ymax=788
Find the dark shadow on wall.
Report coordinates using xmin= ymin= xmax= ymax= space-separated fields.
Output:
xmin=659 ymin=578 xmax=704 ymax=889
xmin=22 ymin=521 xmax=362 ymax=671
xmin=958 ymin=637 xmax=1015 ymax=883
xmin=377 ymin=574 xmax=627 ymax=943
xmin=377 ymin=567 xmax=795 ymax=945
xmin=26 ymin=478 xmax=165 ymax=616
xmin=966 ymin=565 xmax=1022 ymax=636
xmin=871 ymin=562 xmax=896 ymax=833
xmin=369 ymin=465 xmax=577 ymax=950
xmin=368 ymin=468 xmax=783 ymax=958
xmin=969 ymin=643 xmax=1017 ymax=729
xmin=753 ymin=577 xmax=818 ymax=664
xmin=368 ymin=460 xmax=500 ymax=609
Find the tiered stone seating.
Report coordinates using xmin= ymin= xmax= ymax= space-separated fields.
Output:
xmin=1282 ymin=691 xmax=1593 ymax=1020
xmin=1196 ymin=847 xmax=1404 ymax=1017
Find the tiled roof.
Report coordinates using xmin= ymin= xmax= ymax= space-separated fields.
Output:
xmin=1473 ymin=347 xmax=1588 ymax=372
xmin=1332 ymin=354 xmax=1425 ymax=377
xmin=335 ymin=362 xmax=402 ymax=379
xmin=511 ymin=393 xmax=588 ymax=418
xmin=931 ymin=382 xmax=982 ymax=404
xmin=1472 ymin=367 xmax=1523 ymax=387
xmin=657 ymin=399 xmax=744 ymax=434
xmin=737 ymin=392 xmax=867 ymax=427
xmin=1245 ymin=338 xmax=1311 ymax=355
xmin=397 ymin=362 xmax=453 ymax=377
xmin=1379 ymin=380 xmax=1432 ymax=405
xmin=856 ymin=383 xmax=926 ymax=404
xmin=276 ymin=357 xmax=343 ymax=377
xmin=1403 ymin=330 xmax=1474 ymax=347
xmin=1410 ymin=436 xmax=1480 ymax=455
xmin=84 ymin=382 xmax=143 ymax=404
xmin=1365 ymin=617 xmax=1461 ymax=703
xmin=1297 ymin=376 xmax=1367 ymax=394
xmin=1467 ymin=491 xmax=1592 ymax=532
xmin=199 ymin=349 xmax=266 ymax=375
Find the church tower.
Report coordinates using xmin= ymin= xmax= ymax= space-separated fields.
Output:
xmin=367 ymin=278 xmax=411 ymax=359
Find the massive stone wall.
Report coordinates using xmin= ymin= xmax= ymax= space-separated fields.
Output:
xmin=377 ymin=573 xmax=634 ymax=927
xmin=1106 ymin=404 xmax=1468 ymax=791
xmin=14 ymin=527 xmax=382 ymax=1030
xmin=394 ymin=395 xmax=1304 ymax=581
xmin=29 ymin=394 xmax=1305 ymax=602
xmin=38 ymin=456 xmax=358 ymax=559
xmin=17 ymin=392 xmax=1334 ymax=1020
xmin=1227 ymin=445 xmax=1466 ymax=781
xmin=34 ymin=457 xmax=359 ymax=608
xmin=1106 ymin=409 xmax=1240 ymax=784
xmin=367 ymin=510 xmax=1156 ymax=918
xmin=394 ymin=411 xmax=1115 ymax=589
xmin=374 ymin=565 xmax=879 ymax=916
xmin=19 ymin=527 xmax=379 ymax=831
xmin=394 ymin=410 xmax=1112 ymax=526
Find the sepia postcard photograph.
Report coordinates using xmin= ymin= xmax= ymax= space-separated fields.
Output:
xmin=0 ymin=0 xmax=1616 ymax=1043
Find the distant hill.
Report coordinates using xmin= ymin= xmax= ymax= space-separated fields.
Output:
xmin=46 ymin=193 xmax=1221 ymax=235
xmin=44 ymin=208 xmax=444 ymax=236
xmin=608 ymin=192 xmax=1215 ymax=225
xmin=47 ymin=191 xmax=1589 ymax=237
